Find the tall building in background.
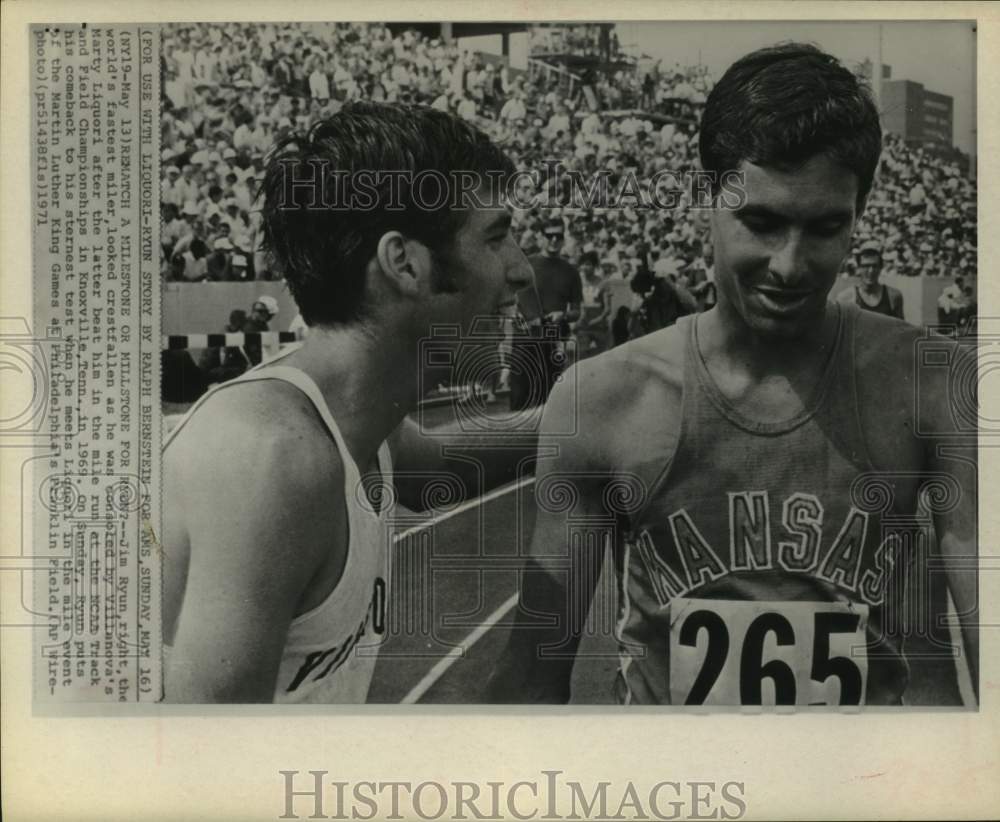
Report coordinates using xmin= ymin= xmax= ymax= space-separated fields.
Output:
xmin=856 ymin=58 xmax=955 ymax=148
xmin=881 ymin=79 xmax=955 ymax=148
xmin=856 ymin=57 xmax=966 ymax=174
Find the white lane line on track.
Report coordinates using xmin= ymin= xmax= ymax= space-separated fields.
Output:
xmin=391 ymin=474 xmax=536 ymax=543
xmin=400 ymin=592 xmax=519 ymax=704
xmin=391 ymin=474 xmax=531 ymax=702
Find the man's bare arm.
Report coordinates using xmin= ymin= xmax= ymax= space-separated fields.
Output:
xmin=925 ymin=375 xmax=978 ymax=701
xmin=165 ymin=414 xmax=342 ymax=702
xmin=389 ymin=415 xmax=539 ymax=511
xmin=485 ymin=366 xmax=615 ymax=703
xmin=932 ymin=454 xmax=978 ymax=702
xmin=914 ymin=332 xmax=979 ymax=702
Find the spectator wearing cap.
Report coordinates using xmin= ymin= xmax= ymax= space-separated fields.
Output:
xmin=836 ymin=241 xmax=904 ymax=320
xmin=228 ymin=251 xmax=252 ymax=282
xmin=248 ymin=295 xmax=278 ymax=329
xmin=206 ymin=236 xmax=234 ymax=280
xmin=162 ymin=165 xmax=187 ymax=208
xmin=242 ymin=295 xmax=280 ymax=364
xmin=499 ymin=89 xmax=526 ymax=123
xmin=510 ymin=218 xmax=583 ymax=411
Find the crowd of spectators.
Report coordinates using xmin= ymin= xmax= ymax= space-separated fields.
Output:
xmin=160 ymin=21 xmax=977 ymax=308
xmin=853 ymin=133 xmax=976 ymax=279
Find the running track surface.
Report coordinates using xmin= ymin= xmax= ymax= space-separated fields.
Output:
xmin=365 ymin=397 xmax=620 ymax=704
xmin=368 ymin=473 xmax=621 ymax=705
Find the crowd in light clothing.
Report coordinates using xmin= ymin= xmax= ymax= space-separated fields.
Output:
xmin=160 ymin=21 xmax=976 ymax=325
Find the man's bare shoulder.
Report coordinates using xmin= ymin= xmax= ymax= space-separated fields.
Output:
xmin=170 ymin=379 xmax=337 ymax=468
xmin=835 ymin=284 xmax=857 ymax=304
xmin=546 ymin=324 xmax=687 ymax=474
xmin=851 ymin=306 xmax=969 ymax=449
xmin=852 ymin=305 xmax=924 ymax=374
xmin=573 ymin=322 xmax=686 ymax=407
xmin=165 ymin=380 xmax=344 ymax=559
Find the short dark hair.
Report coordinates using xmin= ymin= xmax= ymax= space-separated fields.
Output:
xmin=261 ymin=102 xmax=515 ymax=327
xmin=699 ymin=43 xmax=882 ymax=203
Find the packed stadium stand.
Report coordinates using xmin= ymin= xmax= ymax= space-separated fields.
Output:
xmin=160 ymin=22 xmax=977 ymax=360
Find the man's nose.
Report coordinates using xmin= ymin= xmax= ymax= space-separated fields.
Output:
xmin=768 ymin=231 xmax=809 ymax=286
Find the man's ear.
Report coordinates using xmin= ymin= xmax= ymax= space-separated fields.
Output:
xmin=375 ymin=231 xmax=430 ymax=297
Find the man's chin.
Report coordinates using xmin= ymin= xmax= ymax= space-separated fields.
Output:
xmin=746 ymin=305 xmax=828 ymax=341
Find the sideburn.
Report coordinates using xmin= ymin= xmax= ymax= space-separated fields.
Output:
xmin=429 ymin=247 xmax=462 ymax=295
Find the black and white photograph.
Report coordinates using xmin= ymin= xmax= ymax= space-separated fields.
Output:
xmin=157 ymin=19 xmax=979 ymax=708
xmin=4 ymin=5 xmax=999 ymax=821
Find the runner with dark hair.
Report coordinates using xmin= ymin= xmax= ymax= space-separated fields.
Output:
xmin=164 ymin=103 xmax=533 ymax=703
xmin=489 ymin=44 xmax=977 ymax=706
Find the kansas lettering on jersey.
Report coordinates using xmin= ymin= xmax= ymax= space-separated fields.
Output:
xmin=630 ymin=491 xmax=897 ymax=606
xmin=616 ymin=305 xmax=917 ymax=706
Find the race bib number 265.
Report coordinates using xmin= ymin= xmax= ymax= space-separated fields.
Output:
xmin=669 ymin=598 xmax=869 ymax=706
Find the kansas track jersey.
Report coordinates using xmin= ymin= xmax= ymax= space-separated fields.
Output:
xmin=166 ymin=352 xmax=391 ymax=703
xmin=616 ymin=304 xmax=913 ymax=706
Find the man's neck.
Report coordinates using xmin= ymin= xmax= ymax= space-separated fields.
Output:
xmin=700 ymin=298 xmax=840 ymax=380
xmin=286 ymin=322 xmax=416 ymax=469
xmin=859 ymin=280 xmax=883 ymax=296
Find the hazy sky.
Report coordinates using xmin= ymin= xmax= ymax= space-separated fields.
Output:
xmin=615 ymin=21 xmax=976 ymax=154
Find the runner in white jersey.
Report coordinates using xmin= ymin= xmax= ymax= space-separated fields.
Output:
xmin=165 ymin=351 xmax=392 ymax=702
xmin=163 ymin=104 xmax=533 ymax=702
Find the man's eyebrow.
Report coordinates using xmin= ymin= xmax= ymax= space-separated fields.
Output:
xmin=738 ymin=204 xmax=853 ymax=222
xmin=806 ymin=209 xmax=854 ymax=223
xmin=736 ymin=204 xmax=785 ymax=219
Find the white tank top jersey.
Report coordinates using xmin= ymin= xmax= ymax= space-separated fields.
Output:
xmin=165 ymin=349 xmax=393 ymax=703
